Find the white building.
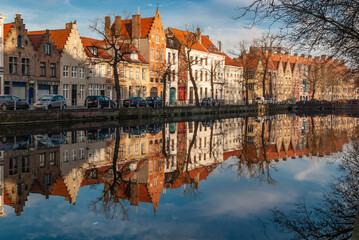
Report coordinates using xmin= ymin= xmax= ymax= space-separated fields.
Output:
xmin=224 ymin=56 xmax=243 ymax=104
xmin=0 ymin=14 xmax=5 ymax=95
xmin=165 ymin=48 xmax=178 ymax=105
xmin=167 ymin=27 xmax=226 ymax=104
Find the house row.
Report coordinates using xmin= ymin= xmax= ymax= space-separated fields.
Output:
xmin=0 ymin=11 xmax=243 ymax=106
xmin=236 ymin=47 xmax=358 ymax=103
xmin=0 ymin=11 xmax=356 ymax=106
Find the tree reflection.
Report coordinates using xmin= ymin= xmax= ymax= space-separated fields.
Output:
xmin=270 ymin=141 xmax=359 ymax=240
xmin=88 ymin=127 xmax=129 ymax=220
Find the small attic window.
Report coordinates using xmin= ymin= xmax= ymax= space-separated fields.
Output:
xmin=17 ymin=35 xmax=22 ymax=48
xmin=130 ymin=52 xmax=138 ymax=61
xmin=88 ymin=46 xmax=98 ymax=56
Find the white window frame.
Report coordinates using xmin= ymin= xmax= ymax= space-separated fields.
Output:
xmin=63 ymin=84 xmax=69 ymax=99
xmin=63 ymin=65 xmax=69 ymax=77
xmin=63 ymin=150 xmax=69 ymax=163
xmin=72 ymin=66 xmax=77 ymax=78
xmin=79 ymin=67 xmax=84 ymax=78
xmin=79 ymin=85 xmax=85 ymax=99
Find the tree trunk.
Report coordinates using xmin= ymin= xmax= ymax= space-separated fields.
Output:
xmin=113 ymin=53 xmax=121 ymax=108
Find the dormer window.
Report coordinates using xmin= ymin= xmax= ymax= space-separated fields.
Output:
xmin=130 ymin=52 xmax=138 ymax=61
xmin=88 ymin=46 xmax=98 ymax=56
xmin=17 ymin=35 xmax=22 ymax=48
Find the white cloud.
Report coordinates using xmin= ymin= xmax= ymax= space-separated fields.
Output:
xmin=200 ymin=189 xmax=296 ymax=218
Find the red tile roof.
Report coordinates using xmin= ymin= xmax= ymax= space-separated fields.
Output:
xmin=29 ymin=29 xmax=71 ymax=52
xmin=50 ymin=176 xmax=70 ymax=198
xmin=80 ymin=36 xmax=149 ymax=64
xmin=3 ymin=23 xmax=13 ymax=41
xmin=168 ymin=27 xmax=207 ymax=52
xmin=28 ymin=34 xmax=44 ymax=50
xmin=111 ymin=17 xmax=155 ymax=39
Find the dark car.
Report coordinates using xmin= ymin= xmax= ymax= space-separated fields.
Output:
xmin=124 ymin=125 xmax=147 ymax=136
xmin=85 ymin=96 xmax=116 ymax=109
xmin=147 ymin=124 xmax=162 ymax=135
xmin=201 ymin=97 xmax=216 ymax=106
xmin=34 ymin=95 xmax=66 ymax=109
xmin=123 ymin=97 xmax=147 ymax=108
xmin=87 ymin=128 xmax=115 ymax=140
xmin=309 ymin=98 xmax=320 ymax=104
xmin=146 ymin=96 xmax=163 ymax=107
xmin=0 ymin=95 xmax=29 ymax=110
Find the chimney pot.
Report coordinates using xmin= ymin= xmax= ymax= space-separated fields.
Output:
xmin=131 ymin=14 xmax=141 ymax=39
xmin=105 ymin=16 xmax=111 ymax=38
xmin=217 ymin=40 xmax=222 ymax=52
xmin=114 ymin=16 xmax=121 ymax=36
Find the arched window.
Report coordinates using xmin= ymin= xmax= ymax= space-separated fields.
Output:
xmin=17 ymin=35 xmax=22 ymax=48
xmin=150 ymin=87 xmax=158 ymax=97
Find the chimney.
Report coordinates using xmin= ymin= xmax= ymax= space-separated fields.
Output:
xmin=185 ymin=24 xmax=188 ymax=32
xmin=114 ymin=16 xmax=121 ymax=37
xmin=105 ymin=16 xmax=111 ymax=38
xmin=217 ymin=40 xmax=222 ymax=52
xmin=301 ymin=54 xmax=305 ymax=58
xmin=196 ymin=27 xmax=201 ymax=44
xmin=65 ymin=21 xmax=76 ymax=30
xmin=132 ymin=13 xmax=141 ymax=39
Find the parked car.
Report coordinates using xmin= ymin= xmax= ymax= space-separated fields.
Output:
xmin=0 ymin=95 xmax=29 ymax=110
xmin=297 ymin=100 xmax=307 ymax=105
xmin=255 ymin=97 xmax=265 ymax=104
xmin=124 ymin=125 xmax=147 ymax=136
xmin=36 ymin=133 xmax=66 ymax=147
xmin=123 ymin=97 xmax=147 ymax=108
xmin=201 ymin=97 xmax=216 ymax=106
xmin=146 ymin=96 xmax=163 ymax=107
xmin=309 ymin=98 xmax=320 ymax=104
xmin=34 ymin=95 xmax=66 ymax=109
xmin=85 ymin=96 xmax=116 ymax=108
xmin=264 ymin=98 xmax=274 ymax=104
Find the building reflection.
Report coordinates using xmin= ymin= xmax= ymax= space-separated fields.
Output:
xmin=0 ymin=114 xmax=358 ymax=216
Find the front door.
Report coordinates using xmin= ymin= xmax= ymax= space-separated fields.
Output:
xmin=72 ymin=84 xmax=77 ymax=106
xmin=28 ymin=87 xmax=34 ymax=104
xmin=189 ymin=87 xmax=193 ymax=104
xmin=170 ymin=88 xmax=176 ymax=105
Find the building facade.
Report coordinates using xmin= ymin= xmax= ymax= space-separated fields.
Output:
xmin=3 ymin=14 xmax=36 ymax=101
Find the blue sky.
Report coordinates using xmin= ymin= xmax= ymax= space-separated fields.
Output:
xmin=1 ymin=0 xmax=265 ymax=55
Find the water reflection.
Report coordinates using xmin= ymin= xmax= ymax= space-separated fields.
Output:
xmin=0 ymin=114 xmax=358 ymax=223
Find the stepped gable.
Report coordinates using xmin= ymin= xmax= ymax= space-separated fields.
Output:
xmin=28 ymin=29 xmax=71 ymax=52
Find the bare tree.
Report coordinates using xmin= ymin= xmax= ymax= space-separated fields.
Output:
xmin=88 ymin=15 xmax=134 ymax=108
xmin=233 ymin=41 xmax=263 ymax=104
xmin=173 ymin=27 xmax=204 ymax=106
xmin=253 ymin=34 xmax=280 ymax=98
xmin=236 ymin=0 xmax=359 ymax=78
xmin=270 ymin=141 xmax=359 ymax=240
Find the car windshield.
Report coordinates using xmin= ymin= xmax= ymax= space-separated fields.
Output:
xmin=127 ymin=97 xmax=136 ymax=100
xmin=12 ymin=96 xmax=20 ymax=101
xmin=39 ymin=96 xmax=53 ymax=101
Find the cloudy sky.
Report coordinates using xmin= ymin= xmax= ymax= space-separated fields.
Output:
xmin=1 ymin=0 xmax=268 ymax=55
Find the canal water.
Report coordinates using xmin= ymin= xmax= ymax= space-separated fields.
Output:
xmin=0 ymin=114 xmax=357 ymax=239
